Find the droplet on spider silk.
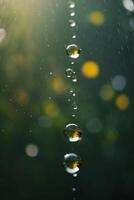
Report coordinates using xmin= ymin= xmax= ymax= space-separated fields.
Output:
xmin=69 ymin=19 xmax=76 ymax=27
xmin=70 ymin=11 xmax=75 ymax=17
xmin=66 ymin=44 xmax=81 ymax=59
xmin=66 ymin=68 xmax=76 ymax=79
xmin=68 ymin=1 xmax=75 ymax=9
xmin=63 ymin=153 xmax=81 ymax=174
xmin=64 ymin=123 xmax=82 ymax=142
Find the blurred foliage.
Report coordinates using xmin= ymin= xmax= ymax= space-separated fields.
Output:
xmin=0 ymin=0 xmax=134 ymax=199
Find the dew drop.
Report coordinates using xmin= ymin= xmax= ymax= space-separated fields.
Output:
xmin=69 ymin=19 xmax=76 ymax=27
xmin=64 ymin=123 xmax=82 ymax=142
xmin=72 ymin=114 xmax=76 ymax=118
xmin=73 ymin=173 xmax=78 ymax=177
xmin=63 ymin=153 xmax=81 ymax=174
xmin=66 ymin=68 xmax=76 ymax=79
xmin=72 ymin=35 xmax=77 ymax=39
xmin=72 ymin=77 xmax=77 ymax=83
xmin=66 ymin=44 xmax=81 ymax=59
xmin=70 ymin=11 xmax=75 ymax=17
xmin=68 ymin=1 xmax=75 ymax=9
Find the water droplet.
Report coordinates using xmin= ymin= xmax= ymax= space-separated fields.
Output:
xmin=72 ymin=93 xmax=76 ymax=97
xmin=66 ymin=44 xmax=81 ymax=59
xmin=68 ymin=1 xmax=75 ymax=9
xmin=68 ymin=98 xmax=71 ymax=102
xmin=73 ymin=173 xmax=78 ymax=177
xmin=49 ymin=72 xmax=53 ymax=75
xmin=70 ymin=11 xmax=75 ymax=17
xmin=64 ymin=123 xmax=82 ymax=142
xmin=72 ymin=114 xmax=76 ymax=118
xmin=63 ymin=153 xmax=81 ymax=174
xmin=72 ymin=35 xmax=76 ymax=39
xmin=71 ymin=62 xmax=75 ymax=65
xmin=70 ymin=88 xmax=73 ymax=93
xmin=69 ymin=19 xmax=76 ymax=27
xmin=72 ymin=77 xmax=77 ymax=83
xmin=66 ymin=68 xmax=76 ymax=79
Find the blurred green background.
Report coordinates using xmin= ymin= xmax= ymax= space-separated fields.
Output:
xmin=0 ymin=0 xmax=134 ymax=199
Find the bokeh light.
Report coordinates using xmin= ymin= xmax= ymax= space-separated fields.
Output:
xmin=122 ymin=0 xmax=134 ymax=12
xmin=42 ymin=101 xmax=60 ymax=117
xmin=100 ymin=84 xmax=115 ymax=101
xmin=81 ymin=61 xmax=100 ymax=79
xmin=111 ymin=75 xmax=127 ymax=91
xmin=115 ymin=94 xmax=130 ymax=110
xmin=25 ymin=144 xmax=39 ymax=158
xmin=52 ymin=77 xmax=67 ymax=94
xmin=88 ymin=10 xmax=105 ymax=26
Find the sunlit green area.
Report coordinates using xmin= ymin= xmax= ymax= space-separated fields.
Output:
xmin=0 ymin=0 xmax=134 ymax=199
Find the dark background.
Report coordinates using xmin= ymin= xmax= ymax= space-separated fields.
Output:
xmin=0 ymin=0 xmax=134 ymax=199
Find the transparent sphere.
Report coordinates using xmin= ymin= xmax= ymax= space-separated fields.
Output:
xmin=66 ymin=44 xmax=81 ymax=59
xmin=66 ymin=68 xmax=75 ymax=78
xmin=63 ymin=153 xmax=81 ymax=174
xmin=64 ymin=123 xmax=82 ymax=142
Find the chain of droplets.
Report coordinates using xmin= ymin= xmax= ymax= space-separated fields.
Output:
xmin=63 ymin=1 xmax=83 ymax=200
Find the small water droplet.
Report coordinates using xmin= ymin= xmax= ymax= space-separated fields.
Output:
xmin=72 ymin=114 xmax=76 ymax=118
xmin=72 ymin=35 xmax=76 ymax=39
xmin=63 ymin=153 xmax=81 ymax=174
xmin=49 ymin=72 xmax=53 ymax=75
xmin=70 ymin=88 xmax=73 ymax=93
xmin=72 ymin=93 xmax=76 ymax=97
xmin=68 ymin=1 xmax=75 ymax=9
xmin=73 ymin=173 xmax=78 ymax=177
xmin=71 ymin=62 xmax=75 ymax=65
xmin=70 ymin=11 xmax=75 ymax=17
xmin=72 ymin=77 xmax=77 ymax=83
xmin=66 ymin=68 xmax=76 ymax=79
xmin=66 ymin=44 xmax=81 ymax=59
xmin=64 ymin=123 xmax=82 ymax=142
xmin=69 ymin=19 xmax=76 ymax=27
xmin=68 ymin=98 xmax=71 ymax=102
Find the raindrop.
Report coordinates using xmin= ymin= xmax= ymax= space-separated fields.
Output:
xmin=72 ymin=114 xmax=76 ymax=118
xmin=69 ymin=19 xmax=76 ymax=27
xmin=64 ymin=123 xmax=82 ymax=142
xmin=72 ymin=93 xmax=76 ymax=97
xmin=63 ymin=153 xmax=81 ymax=174
xmin=66 ymin=44 xmax=81 ymax=59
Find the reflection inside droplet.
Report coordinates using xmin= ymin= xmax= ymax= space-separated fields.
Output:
xmin=63 ymin=153 xmax=81 ymax=174
xmin=66 ymin=44 xmax=81 ymax=59
xmin=64 ymin=123 xmax=82 ymax=142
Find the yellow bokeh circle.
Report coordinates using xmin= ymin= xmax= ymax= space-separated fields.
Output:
xmin=100 ymin=84 xmax=115 ymax=101
xmin=81 ymin=61 xmax=100 ymax=79
xmin=88 ymin=10 xmax=105 ymax=26
xmin=116 ymin=94 xmax=130 ymax=110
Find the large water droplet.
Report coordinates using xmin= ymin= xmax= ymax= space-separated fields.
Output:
xmin=66 ymin=44 xmax=81 ymax=59
xmin=63 ymin=153 xmax=81 ymax=174
xmin=64 ymin=123 xmax=82 ymax=142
